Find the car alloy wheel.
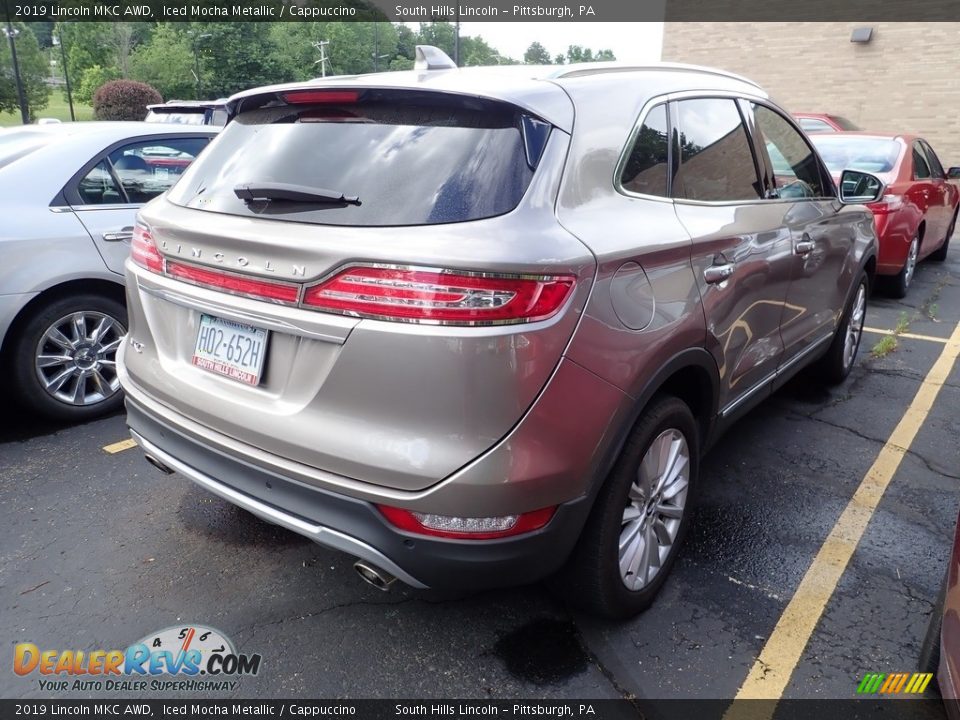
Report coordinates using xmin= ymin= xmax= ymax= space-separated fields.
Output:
xmin=843 ymin=281 xmax=866 ymax=371
xmin=34 ymin=311 xmax=126 ymax=406
xmin=619 ymin=428 xmax=690 ymax=591
xmin=904 ymin=237 xmax=919 ymax=288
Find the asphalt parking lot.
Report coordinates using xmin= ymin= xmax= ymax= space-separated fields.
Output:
xmin=2 ymin=249 xmax=959 ymax=708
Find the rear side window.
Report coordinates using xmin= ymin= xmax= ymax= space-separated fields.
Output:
xmin=620 ymin=104 xmax=670 ymax=197
xmin=672 ymin=98 xmax=761 ymax=203
xmin=167 ymin=98 xmax=539 ymax=227
xmin=919 ymin=140 xmax=945 ymax=178
xmin=913 ymin=144 xmax=931 ymax=179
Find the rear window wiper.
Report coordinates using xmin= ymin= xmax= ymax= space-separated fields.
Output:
xmin=234 ymin=182 xmax=360 ymax=205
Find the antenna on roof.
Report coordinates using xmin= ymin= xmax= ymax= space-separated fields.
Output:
xmin=414 ymin=45 xmax=457 ymax=71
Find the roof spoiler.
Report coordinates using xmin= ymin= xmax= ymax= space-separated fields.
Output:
xmin=414 ymin=45 xmax=457 ymax=71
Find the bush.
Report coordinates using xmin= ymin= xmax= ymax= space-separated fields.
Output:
xmin=92 ymin=80 xmax=162 ymax=121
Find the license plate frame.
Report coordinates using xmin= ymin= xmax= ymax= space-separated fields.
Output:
xmin=191 ymin=314 xmax=269 ymax=386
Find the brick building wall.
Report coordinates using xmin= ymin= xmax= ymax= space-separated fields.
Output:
xmin=661 ymin=22 xmax=960 ymax=169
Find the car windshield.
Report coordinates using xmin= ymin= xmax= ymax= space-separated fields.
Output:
xmin=810 ymin=136 xmax=901 ymax=175
xmin=0 ymin=130 xmax=55 ymax=170
xmin=167 ymin=98 xmax=539 ymax=227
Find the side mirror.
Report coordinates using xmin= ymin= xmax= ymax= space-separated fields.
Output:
xmin=947 ymin=167 xmax=960 ymax=179
xmin=839 ymin=169 xmax=884 ymax=204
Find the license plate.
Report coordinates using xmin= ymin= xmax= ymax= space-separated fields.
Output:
xmin=192 ymin=314 xmax=268 ymax=386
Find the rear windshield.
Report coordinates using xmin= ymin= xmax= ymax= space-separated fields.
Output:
xmin=811 ymin=136 xmax=902 ymax=175
xmin=166 ymin=99 xmax=538 ymax=226
xmin=0 ymin=130 xmax=53 ymax=170
xmin=145 ymin=110 xmax=207 ymax=125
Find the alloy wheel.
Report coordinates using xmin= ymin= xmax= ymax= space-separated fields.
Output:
xmin=619 ymin=428 xmax=690 ymax=591
xmin=34 ymin=311 xmax=126 ymax=406
xmin=843 ymin=282 xmax=866 ymax=371
xmin=904 ymin=238 xmax=919 ymax=287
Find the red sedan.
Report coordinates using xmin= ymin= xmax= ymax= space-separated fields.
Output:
xmin=794 ymin=112 xmax=860 ymax=133
xmin=812 ymin=133 xmax=959 ymax=297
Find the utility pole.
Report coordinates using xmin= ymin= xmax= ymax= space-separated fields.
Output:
xmin=187 ymin=30 xmax=211 ymax=99
xmin=53 ymin=26 xmax=74 ymax=121
xmin=312 ymin=40 xmax=329 ymax=77
xmin=3 ymin=14 xmax=29 ymax=124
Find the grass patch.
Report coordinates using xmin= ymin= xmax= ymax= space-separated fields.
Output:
xmin=0 ymin=93 xmax=94 ymax=127
xmin=871 ymin=334 xmax=898 ymax=358
xmin=894 ymin=311 xmax=910 ymax=335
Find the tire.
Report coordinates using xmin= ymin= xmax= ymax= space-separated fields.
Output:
xmin=889 ymin=234 xmax=919 ymax=299
xmin=818 ymin=273 xmax=868 ymax=386
xmin=9 ymin=293 xmax=127 ymax=422
xmin=919 ymin=570 xmax=947 ymax=677
xmin=559 ymin=395 xmax=698 ymax=619
xmin=929 ymin=209 xmax=956 ymax=263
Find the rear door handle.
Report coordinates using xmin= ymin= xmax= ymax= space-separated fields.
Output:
xmin=102 ymin=227 xmax=134 ymax=242
xmin=704 ymin=264 xmax=735 ymax=284
xmin=795 ymin=240 xmax=815 ymax=255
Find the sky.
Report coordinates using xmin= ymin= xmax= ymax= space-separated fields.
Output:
xmin=417 ymin=22 xmax=664 ymax=64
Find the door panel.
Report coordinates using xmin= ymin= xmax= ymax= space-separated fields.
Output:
xmin=670 ymin=97 xmax=792 ymax=413
xmin=69 ymin=136 xmax=210 ymax=275
xmin=749 ymin=103 xmax=854 ymax=366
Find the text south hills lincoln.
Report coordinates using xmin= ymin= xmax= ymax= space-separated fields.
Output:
xmin=394 ymin=4 xmax=595 ymax=17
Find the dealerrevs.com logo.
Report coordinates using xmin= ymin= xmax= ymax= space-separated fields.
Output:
xmin=14 ymin=625 xmax=262 ymax=693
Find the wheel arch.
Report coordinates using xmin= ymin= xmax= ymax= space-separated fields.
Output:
xmin=1 ymin=278 xmax=126 ymax=359
xmin=588 ymin=348 xmax=720 ymax=502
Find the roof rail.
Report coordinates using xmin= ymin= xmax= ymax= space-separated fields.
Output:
xmin=550 ymin=61 xmax=762 ymax=89
xmin=414 ymin=45 xmax=457 ymax=71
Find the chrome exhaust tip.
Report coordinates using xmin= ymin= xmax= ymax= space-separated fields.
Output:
xmin=144 ymin=453 xmax=174 ymax=475
xmin=353 ymin=560 xmax=396 ymax=591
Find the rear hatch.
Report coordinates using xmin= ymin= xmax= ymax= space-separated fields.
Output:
xmin=123 ymin=85 xmax=596 ymax=492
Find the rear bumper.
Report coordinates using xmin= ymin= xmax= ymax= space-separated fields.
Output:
xmin=125 ymin=396 xmax=591 ymax=591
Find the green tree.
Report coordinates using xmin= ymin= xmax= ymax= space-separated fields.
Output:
xmin=523 ymin=42 xmax=552 ymax=65
xmin=0 ymin=23 xmax=51 ymax=120
xmin=129 ymin=24 xmax=194 ymax=100
xmin=74 ymin=64 xmax=121 ymax=105
xmin=193 ymin=23 xmax=290 ymax=98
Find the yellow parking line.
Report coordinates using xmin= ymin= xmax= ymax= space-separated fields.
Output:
xmin=863 ymin=326 xmax=949 ymax=344
xmin=734 ymin=319 xmax=960 ymax=701
xmin=103 ymin=438 xmax=137 ymax=454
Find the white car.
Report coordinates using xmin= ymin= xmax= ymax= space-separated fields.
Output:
xmin=0 ymin=122 xmax=218 ymax=421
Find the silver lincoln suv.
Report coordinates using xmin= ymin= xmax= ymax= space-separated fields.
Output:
xmin=119 ymin=48 xmax=879 ymax=618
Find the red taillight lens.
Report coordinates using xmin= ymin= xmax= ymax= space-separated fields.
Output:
xmin=282 ymin=90 xmax=360 ymax=104
xmin=302 ymin=266 xmax=576 ymax=325
xmin=166 ymin=261 xmax=300 ymax=304
xmin=866 ymin=194 xmax=904 ymax=214
xmin=131 ymin=225 xmax=163 ymax=274
xmin=377 ymin=505 xmax=556 ymax=540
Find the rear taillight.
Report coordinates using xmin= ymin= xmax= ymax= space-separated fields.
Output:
xmin=131 ymin=225 xmax=163 ymax=274
xmin=302 ymin=266 xmax=576 ymax=326
xmin=867 ymin=194 xmax=904 ymax=213
xmin=166 ymin=261 xmax=300 ymax=304
xmin=377 ymin=505 xmax=556 ymax=540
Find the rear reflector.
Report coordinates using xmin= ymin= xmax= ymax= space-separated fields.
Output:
xmin=166 ymin=261 xmax=300 ymax=304
xmin=131 ymin=225 xmax=163 ymax=274
xmin=377 ymin=505 xmax=556 ymax=540
xmin=302 ymin=266 xmax=575 ymax=325
xmin=282 ymin=90 xmax=360 ymax=105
